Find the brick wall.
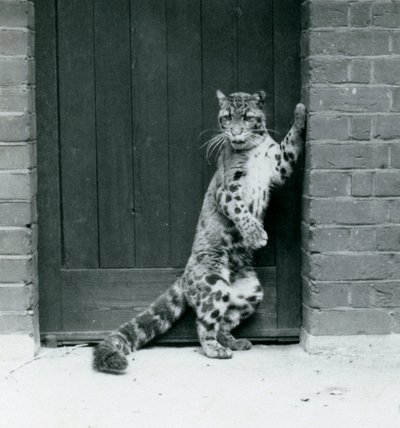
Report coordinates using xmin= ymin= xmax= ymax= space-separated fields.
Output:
xmin=0 ymin=0 xmax=38 ymax=359
xmin=301 ymin=0 xmax=400 ymax=345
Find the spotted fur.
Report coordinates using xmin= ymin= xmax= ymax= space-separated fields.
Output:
xmin=93 ymin=90 xmax=306 ymax=374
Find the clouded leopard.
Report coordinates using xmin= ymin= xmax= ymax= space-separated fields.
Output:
xmin=93 ymin=90 xmax=306 ymax=373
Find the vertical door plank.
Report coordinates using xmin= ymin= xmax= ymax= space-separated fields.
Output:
xmin=58 ymin=0 xmax=99 ymax=268
xmin=94 ymin=0 xmax=135 ymax=267
xmin=237 ymin=0 xmax=274 ymax=103
xmin=201 ymin=0 xmax=238 ymax=190
xmin=237 ymin=0 xmax=276 ymax=268
xmin=130 ymin=0 xmax=170 ymax=267
xmin=36 ymin=0 xmax=62 ymax=331
xmin=167 ymin=0 xmax=203 ymax=267
xmin=273 ymin=0 xmax=302 ymax=329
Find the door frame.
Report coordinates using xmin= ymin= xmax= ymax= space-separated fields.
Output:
xmin=36 ymin=0 xmax=302 ymax=344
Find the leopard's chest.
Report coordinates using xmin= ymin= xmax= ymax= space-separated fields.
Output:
xmin=242 ymin=142 xmax=274 ymax=216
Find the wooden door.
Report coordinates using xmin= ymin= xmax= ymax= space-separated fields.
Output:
xmin=36 ymin=0 xmax=302 ymax=343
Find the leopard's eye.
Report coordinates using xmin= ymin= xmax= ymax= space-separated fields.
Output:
xmin=222 ymin=114 xmax=232 ymax=121
xmin=244 ymin=113 xmax=255 ymax=121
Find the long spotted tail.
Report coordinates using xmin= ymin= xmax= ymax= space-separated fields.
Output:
xmin=93 ymin=278 xmax=186 ymax=374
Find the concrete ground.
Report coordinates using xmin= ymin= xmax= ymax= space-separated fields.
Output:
xmin=0 ymin=344 xmax=399 ymax=428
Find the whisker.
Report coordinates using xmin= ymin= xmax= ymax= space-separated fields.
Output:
xmin=206 ymin=138 xmax=222 ymax=160
xmin=265 ymin=128 xmax=281 ymax=135
xmin=206 ymin=137 xmax=222 ymax=152
xmin=209 ymin=139 xmax=223 ymax=158
xmin=216 ymin=141 xmax=225 ymax=159
xmin=197 ymin=128 xmax=220 ymax=141
xmin=200 ymin=133 xmax=225 ymax=148
xmin=206 ymin=136 xmax=227 ymax=163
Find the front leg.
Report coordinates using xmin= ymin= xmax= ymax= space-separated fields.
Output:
xmin=272 ymin=103 xmax=306 ymax=184
xmin=216 ymin=184 xmax=267 ymax=249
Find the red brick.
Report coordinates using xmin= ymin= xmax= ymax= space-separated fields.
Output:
xmin=376 ymin=226 xmax=400 ymax=251
xmin=0 ymin=284 xmax=33 ymax=311
xmin=390 ymin=254 xmax=400 ymax=279
xmin=348 ymin=59 xmax=371 ymax=84
xmin=308 ymin=115 xmax=349 ymax=140
xmin=304 ymin=57 xmax=348 ymax=84
xmin=309 ymin=30 xmax=390 ymax=56
xmin=309 ymin=253 xmax=390 ymax=281
xmin=393 ymin=32 xmax=400 ymax=54
xmin=303 ymin=306 xmax=392 ymax=335
xmin=307 ymin=2 xmax=348 ymax=28
xmin=389 ymin=143 xmax=400 ymax=168
xmin=0 ymin=227 xmax=35 ymax=255
xmin=350 ymin=115 xmax=371 ymax=140
xmin=349 ymin=227 xmax=375 ymax=251
xmin=0 ymin=114 xmax=33 ymax=142
xmin=303 ymin=279 xmax=350 ymax=309
xmin=0 ymin=143 xmax=36 ymax=169
xmin=374 ymin=282 xmax=400 ymax=308
xmin=0 ymin=58 xmax=33 ymax=85
xmin=0 ymin=170 xmax=37 ymax=200
xmin=307 ymin=198 xmax=388 ymax=225
xmin=389 ymin=200 xmax=400 ymax=223
xmin=373 ymin=59 xmax=400 ymax=84
xmin=309 ymin=87 xmax=390 ymax=113
xmin=373 ymin=3 xmax=400 ymax=28
xmin=0 ymin=201 xmax=36 ymax=226
xmin=352 ymin=281 xmax=400 ymax=309
xmin=308 ymin=142 xmax=388 ymax=169
xmin=373 ymin=115 xmax=400 ymax=140
xmin=308 ymin=227 xmax=350 ymax=252
xmin=0 ymin=253 xmax=36 ymax=283
xmin=349 ymin=3 xmax=372 ymax=27
xmin=373 ymin=171 xmax=400 ymax=196
xmin=351 ymin=282 xmax=373 ymax=308
xmin=392 ymin=88 xmax=400 ymax=112
xmin=0 ymin=87 xmax=34 ymax=113
xmin=0 ymin=2 xmax=32 ymax=28
xmin=0 ymin=312 xmax=36 ymax=334
xmin=305 ymin=171 xmax=350 ymax=197
xmin=391 ymin=310 xmax=400 ymax=333
xmin=0 ymin=29 xmax=32 ymax=56
xmin=351 ymin=171 xmax=373 ymax=196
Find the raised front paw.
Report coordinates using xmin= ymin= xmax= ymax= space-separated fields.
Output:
xmin=242 ymin=220 xmax=268 ymax=250
xmin=294 ymin=103 xmax=306 ymax=131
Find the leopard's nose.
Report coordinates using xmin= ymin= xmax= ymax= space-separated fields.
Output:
xmin=231 ymin=126 xmax=243 ymax=136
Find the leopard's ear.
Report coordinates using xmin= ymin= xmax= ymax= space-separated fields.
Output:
xmin=251 ymin=91 xmax=266 ymax=107
xmin=216 ymin=89 xmax=227 ymax=107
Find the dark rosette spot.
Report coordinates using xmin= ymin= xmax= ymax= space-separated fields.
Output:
xmin=206 ymin=274 xmax=221 ymax=285
xmin=233 ymin=171 xmax=244 ymax=181
xmin=211 ymin=309 xmax=220 ymax=319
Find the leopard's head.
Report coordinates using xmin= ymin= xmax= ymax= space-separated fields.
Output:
xmin=216 ymin=90 xmax=267 ymax=151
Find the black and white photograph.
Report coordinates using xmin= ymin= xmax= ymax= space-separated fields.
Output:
xmin=0 ymin=0 xmax=400 ymax=427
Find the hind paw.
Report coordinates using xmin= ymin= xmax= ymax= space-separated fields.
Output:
xmin=205 ymin=345 xmax=233 ymax=359
xmin=229 ymin=338 xmax=252 ymax=351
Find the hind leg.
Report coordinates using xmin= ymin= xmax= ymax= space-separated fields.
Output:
xmin=217 ymin=268 xmax=264 ymax=351
xmin=188 ymin=270 xmax=234 ymax=359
